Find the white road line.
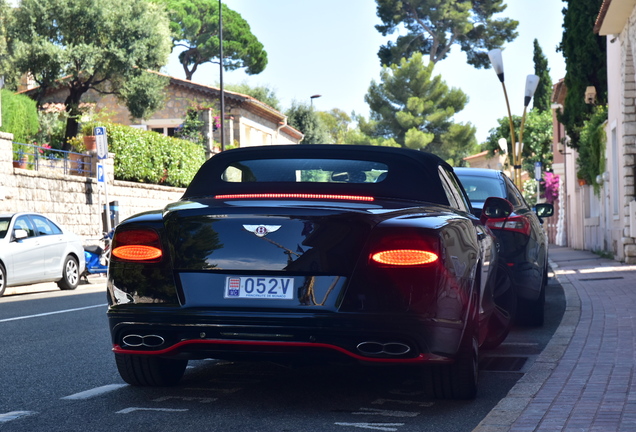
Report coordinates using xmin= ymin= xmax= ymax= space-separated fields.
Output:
xmin=335 ymin=423 xmax=404 ymax=431
xmin=117 ymin=407 xmax=189 ymax=414
xmin=0 ymin=304 xmax=107 ymax=323
xmin=352 ymin=407 xmax=419 ymax=418
xmin=0 ymin=411 xmax=37 ymax=423
xmin=62 ymin=384 xmax=127 ymax=400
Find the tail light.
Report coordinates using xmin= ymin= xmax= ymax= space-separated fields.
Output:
xmin=485 ymin=214 xmax=531 ymax=236
xmin=112 ymin=229 xmax=163 ymax=262
xmin=369 ymin=231 xmax=439 ymax=267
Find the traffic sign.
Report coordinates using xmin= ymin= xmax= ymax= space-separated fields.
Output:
xmin=534 ymin=162 xmax=542 ymax=182
xmin=97 ymin=163 xmax=105 ymax=183
xmin=95 ymin=126 xmax=108 ymax=160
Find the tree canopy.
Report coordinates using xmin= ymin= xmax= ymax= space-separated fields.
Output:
xmin=286 ymin=102 xmax=330 ymax=144
xmin=559 ymin=0 xmax=606 ymax=147
xmin=375 ymin=0 xmax=518 ymax=68
xmin=160 ymin=0 xmax=267 ymax=81
xmin=9 ymin=0 xmax=172 ymax=148
xmin=224 ymin=82 xmax=280 ymax=111
xmin=361 ymin=52 xmax=477 ymax=165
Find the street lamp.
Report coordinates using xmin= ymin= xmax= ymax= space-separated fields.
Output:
xmin=219 ymin=0 xmax=225 ymax=151
xmin=310 ymin=94 xmax=322 ymax=107
xmin=488 ymin=48 xmax=540 ymax=189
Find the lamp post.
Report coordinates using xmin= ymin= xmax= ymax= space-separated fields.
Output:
xmin=310 ymin=94 xmax=322 ymax=107
xmin=219 ymin=0 xmax=225 ymax=151
xmin=488 ymin=49 xmax=540 ymax=189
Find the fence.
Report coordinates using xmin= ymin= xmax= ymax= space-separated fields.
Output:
xmin=12 ymin=142 xmax=93 ymax=176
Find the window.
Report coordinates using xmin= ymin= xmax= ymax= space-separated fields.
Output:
xmin=14 ymin=216 xmax=35 ymax=237
xmin=221 ymin=159 xmax=388 ymax=184
xmin=439 ymin=167 xmax=470 ymax=212
xmin=31 ymin=215 xmax=62 ymax=236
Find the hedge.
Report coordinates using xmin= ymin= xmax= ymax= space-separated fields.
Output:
xmin=89 ymin=122 xmax=206 ymax=188
xmin=0 ymin=89 xmax=39 ymax=143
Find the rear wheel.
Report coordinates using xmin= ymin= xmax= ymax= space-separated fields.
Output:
xmin=483 ymin=263 xmax=517 ymax=349
xmin=57 ymin=255 xmax=79 ymax=290
xmin=517 ymin=264 xmax=546 ymax=327
xmin=423 ymin=295 xmax=479 ymax=399
xmin=115 ymin=353 xmax=188 ymax=386
xmin=0 ymin=263 xmax=6 ymax=296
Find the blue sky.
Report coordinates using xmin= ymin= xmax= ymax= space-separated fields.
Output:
xmin=163 ymin=0 xmax=568 ymax=144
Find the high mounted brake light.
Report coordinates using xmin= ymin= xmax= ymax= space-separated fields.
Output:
xmin=112 ymin=229 xmax=163 ymax=262
xmin=215 ymin=193 xmax=374 ymax=202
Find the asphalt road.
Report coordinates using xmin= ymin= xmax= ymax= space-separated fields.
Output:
xmin=0 ymin=276 xmax=565 ymax=432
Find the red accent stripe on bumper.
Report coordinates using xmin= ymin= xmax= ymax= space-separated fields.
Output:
xmin=112 ymin=339 xmax=451 ymax=364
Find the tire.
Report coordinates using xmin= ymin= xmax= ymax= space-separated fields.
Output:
xmin=423 ymin=294 xmax=479 ymax=399
xmin=115 ymin=353 xmax=188 ymax=386
xmin=57 ymin=255 xmax=79 ymax=290
xmin=0 ymin=263 xmax=6 ymax=296
xmin=516 ymin=264 xmax=546 ymax=327
xmin=483 ymin=263 xmax=517 ymax=349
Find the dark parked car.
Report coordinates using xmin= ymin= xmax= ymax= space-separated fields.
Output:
xmin=107 ymin=145 xmax=514 ymax=399
xmin=0 ymin=212 xmax=86 ymax=295
xmin=455 ymin=168 xmax=554 ymax=326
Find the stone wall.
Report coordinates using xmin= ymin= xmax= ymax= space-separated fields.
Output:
xmin=0 ymin=133 xmax=185 ymax=238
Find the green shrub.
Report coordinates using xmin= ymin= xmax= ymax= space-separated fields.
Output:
xmin=0 ymin=89 xmax=39 ymax=143
xmin=89 ymin=122 xmax=206 ymax=187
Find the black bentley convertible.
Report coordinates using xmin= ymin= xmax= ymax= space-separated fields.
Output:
xmin=107 ymin=145 xmax=513 ymax=399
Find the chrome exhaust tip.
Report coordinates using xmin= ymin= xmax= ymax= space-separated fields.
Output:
xmin=356 ymin=341 xmax=411 ymax=356
xmin=122 ymin=334 xmax=165 ymax=348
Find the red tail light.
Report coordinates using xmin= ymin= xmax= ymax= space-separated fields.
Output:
xmin=485 ymin=214 xmax=531 ymax=236
xmin=371 ymin=249 xmax=438 ymax=266
xmin=112 ymin=229 xmax=163 ymax=262
xmin=369 ymin=231 xmax=439 ymax=267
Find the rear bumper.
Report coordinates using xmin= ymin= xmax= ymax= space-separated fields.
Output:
xmin=108 ymin=308 xmax=464 ymax=365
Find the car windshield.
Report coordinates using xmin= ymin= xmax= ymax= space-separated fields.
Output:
xmin=456 ymin=174 xmax=506 ymax=203
xmin=222 ymin=159 xmax=388 ymax=183
xmin=0 ymin=217 xmax=10 ymax=239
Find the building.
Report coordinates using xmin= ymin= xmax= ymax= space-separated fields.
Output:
xmin=20 ymin=71 xmax=303 ymax=152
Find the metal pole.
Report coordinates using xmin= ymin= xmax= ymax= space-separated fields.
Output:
xmin=219 ymin=0 xmax=225 ymax=152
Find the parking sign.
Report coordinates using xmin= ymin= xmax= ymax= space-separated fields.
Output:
xmin=95 ymin=126 xmax=108 ymax=160
xmin=97 ymin=163 xmax=105 ymax=183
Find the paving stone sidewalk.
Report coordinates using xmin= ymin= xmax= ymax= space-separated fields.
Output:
xmin=474 ymin=245 xmax=636 ymax=432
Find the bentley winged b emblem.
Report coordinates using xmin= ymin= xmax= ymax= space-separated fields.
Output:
xmin=243 ymin=225 xmax=281 ymax=238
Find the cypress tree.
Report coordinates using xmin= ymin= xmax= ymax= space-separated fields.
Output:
xmin=532 ymin=39 xmax=552 ymax=113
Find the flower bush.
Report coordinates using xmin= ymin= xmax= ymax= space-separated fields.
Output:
xmin=543 ymin=172 xmax=560 ymax=203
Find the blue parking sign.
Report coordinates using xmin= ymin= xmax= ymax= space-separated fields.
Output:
xmin=97 ymin=163 xmax=105 ymax=183
xmin=95 ymin=126 xmax=108 ymax=159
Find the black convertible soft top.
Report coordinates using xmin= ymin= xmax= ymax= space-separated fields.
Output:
xmin=183 ymin=144 xmax=454 ymax=205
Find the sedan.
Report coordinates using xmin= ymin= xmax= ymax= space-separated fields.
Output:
xmin=107 ymin=145 xmax=514 ymax=399
xmin=0 ymin=212 xmax=86 ymax=295
xmin=455 ymin=168 xmax=554 ymax=326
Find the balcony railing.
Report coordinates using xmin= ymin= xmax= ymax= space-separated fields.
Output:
xmin=12 ymin=142 xmax=93 ymax=176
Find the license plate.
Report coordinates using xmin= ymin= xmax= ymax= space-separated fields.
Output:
xmin=224 ymin=276 xmax=294 ymax=300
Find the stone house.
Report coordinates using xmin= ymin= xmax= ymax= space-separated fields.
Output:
xmin=20 ymin=71 xmax=303 ymax=152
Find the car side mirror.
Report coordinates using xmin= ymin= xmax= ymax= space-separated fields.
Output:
xmin=535 ymin=203 xmax=554 ymax=218
xmin=480 ymin=197 xmax=513 ymax=223
xmin=13 ymin=229 xmax=28 ymax=241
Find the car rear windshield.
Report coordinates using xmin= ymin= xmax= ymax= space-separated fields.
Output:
xmin=456 ymin=175 xmax=506 ymax=202
xmin=222 ymin=159 xmax=389 ymax=184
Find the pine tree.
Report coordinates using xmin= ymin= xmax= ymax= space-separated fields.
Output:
xmin=532 ymin=39 xmax=552 ymax=112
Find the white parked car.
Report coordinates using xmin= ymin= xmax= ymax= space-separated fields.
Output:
xmin=0 ymin=212 xmax=86 ymax=296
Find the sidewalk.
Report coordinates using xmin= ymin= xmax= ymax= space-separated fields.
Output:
xmin=475 ymin=245 xmax=636 ymax=432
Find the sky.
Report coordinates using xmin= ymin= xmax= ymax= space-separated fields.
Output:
xmin=164 ymin=0 xmax=568 ymax=144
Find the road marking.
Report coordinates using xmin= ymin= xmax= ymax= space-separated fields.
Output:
xmin=335 ymin=423 xmax=405 ymax=431
xmin=371 ymin=398 xmax=435 ymax=408
xmin=352 ymin=407 xmax=419 ymax=418
xmin=0 ymin=304 xmax=107 ymax=323
xmin=0 ymin=411 xmax=37 ymax=423
xmin=153 ymin=396 xmax=217 ymax=403
xmin=117 ymin=407 xmax=189 ymax=414
xmin=62 ymin=384 xmax=127 ymax=400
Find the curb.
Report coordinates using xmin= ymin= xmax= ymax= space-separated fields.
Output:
xmin=472 ymin=259 xmax=580 ymax=431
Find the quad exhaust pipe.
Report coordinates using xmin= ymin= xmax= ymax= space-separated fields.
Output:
xmin=356 ymin=341 xmax=411 ymax=356
xmin=122 ymin=334 xmax=165 ymax=348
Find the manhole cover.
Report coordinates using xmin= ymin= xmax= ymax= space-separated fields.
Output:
xmin=479 ymin=356 xmax=527 ymax=372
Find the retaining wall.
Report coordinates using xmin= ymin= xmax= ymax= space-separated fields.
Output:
xmin=0 ymin=132 xmax=185 ymax=238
